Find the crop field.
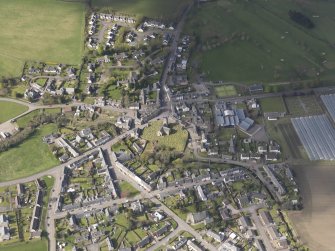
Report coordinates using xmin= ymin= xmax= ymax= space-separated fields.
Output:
xmin=0 ymin=0 xmax=85 ymax=77
xmin=260 ymin=96 xmax=286 ymax=113
xmin=184 ymin=0 xmax=335 ymax=83
xmin=92 ymin=0 xmax=192 ymax=20
xmin=141 ymin=121 xmax=188 ymax=152
xmin=265 ymin=118 xmax=305 ymax=159
xmin=284 ymin=95 xmax=323 ymax=117
xmin=0 ymin=101 xmax=28 ymax=123
xmin=214 ymin=85 xmax=237 ymax=97
xmin=0 ymin=124 xmax=59 ymax=182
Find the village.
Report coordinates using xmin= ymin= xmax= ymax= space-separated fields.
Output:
xmin=0 ymin=3 xmax=327 ymax=251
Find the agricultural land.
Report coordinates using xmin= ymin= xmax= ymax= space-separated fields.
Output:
xmin=184 ymin=0 xmax=335 ymax=83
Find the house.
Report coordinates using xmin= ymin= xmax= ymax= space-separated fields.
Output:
xmin=187 ymin=240 xmax=203 ymax=251
xmin=59 ymin=154 xmax=70 ymax=163
xmin=136 ymin=235 xmax=151 ymax=248
xmin=44 ymin=66 xmax=60 ymax=74
xmin=264 ymin=112 xmax=286 ymax=120
xmin=269 ymin=143 xmax=281 ymax=153
xmin=157 ymin=125 xmax=171 ymax=136
xmin=115 ymin=116 xmax=133 ymax=130
xmin=186 ymin=211 xmax=211 ymax=225
xmin=132 ymin=142 xmax=143 ymax=154
xmin=196 ymin=185 xmax=207 ymax=201
xmin=55 ymin=137 xmax=79 ymax=158
xmin=0 ymin=215 xmax=8 ymax=226
xmin=240 ymin=153 xmax=250 ymax=161
xmin=259 ymin=211 xmax=274 ymax=226
xmin=206 ymin=230 xmax=223 ymax=242
xmin=249 ymin=84 xmax=263 ymax=94
xmin=263 ymin=165 xmax=285 ymax=195
xmin=106 ymin=237 xmax=114 ymax=250
xmin=137 ymin=24 xmax=145 ymax=32
xmin=153 ymin=223 xmax=170 ymax=237
xmin=218 ymin=242 xmax=241 ymax=251
xmin=172 ymin=237 xmax=187 ymax=250
xmin=69 ymin=215 xmax=77 ymax=227
xmin=24 ymin=88 xmax=40 ymax=100
xmin=236 ymin=195 xmax=251 ymax=208
xmin=238 ymin=216 xmax=252 ymax=229
xmin=0 ymin=226 xmax=10 ymax=241
xmin=67 ymin=67 xmax=76 ymax=78
xmin=219 ymin=207 xmax=231 ymax=220
xmin=87 ymin=73 xmax=95 ymax=84
xmin=257 ymin=145 xmax=267 ymax=154
xmin=87 ymin=63 xmax=95 ymax=73
xmin=162 ymin=33 xmax=171 ymax=46
xmin=79 ymin=128 xmax=95 ymax=140
xmin=130 ymin=200 xmax=143 ymax=213
xmin=129 ymin=102 xmax=140 ymax=110
xmin=266 ymin=152 xmax=278 ymax=162
xmin=128 ymin=71 xmax=138 ymax=85
xmin=267 ymin=226 xmax=281 ymax=241
xmin=254 ymin=239 xmax=266 ymax=251
xmin=152 ymin=211 xmax=165 ymax=222
xmin=250 ymin=153 xmax=261 ymax=160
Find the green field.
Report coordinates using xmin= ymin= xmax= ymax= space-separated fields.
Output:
xmin=265 ymin=118 xmax=306 ymax=159
xmin=119 ymin=181 xmax=140 ymax=198
xmin=0 ymin=101 xmax=28 ymax=123
xmin=0 ymin=0 xmax=85 ymax=77
xmin=260 ymin=97 xmax=286 ymax=113
xmin=214 ymin=85 xmax=237 ymax=97
xmin=0 ymin=240 xmax=47 ymax=251
xmin=141 ymin=121 xmax=189 ymax=152
xmin=92 ymin=0 xmax=191 ymax=20
xmin=0 ymin=124 xmax=59 ymax=182
xmin=16 ymin=108 xmax=62 ymax=128
xmin=185 ymin=0 xmax=335 ymax=83
xmin=284 ymin=95 xmax=323 ymax=117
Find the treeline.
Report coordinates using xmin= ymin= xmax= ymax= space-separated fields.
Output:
xmin=0 ymin=126 xmax=36 ymax=152
xmin=288 ymin=10 xmax=314 ymax=29
xmin=0 ymin=112 xmax=68 ymax=153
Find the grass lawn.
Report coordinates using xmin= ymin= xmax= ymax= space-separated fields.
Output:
xmin=119 ymin=181 xmax=140 ymax=198
xmin=214 ymin=85 xmax=237 ymax=97
xmin=0 ymin=124 xmax=59 ymax=182
xmin=125 ymin=231 xmax=141 ymax=245
xmin=0 ymin=0 xmax=85 ymax=77
xmin=115 ymin=214 xmax=131 ymax=229
xmin=185 ymin=0 xmax=335 ymax=83
xmin=0 ymin=101 xmax=28 ymax=123
xmin=260 ymin=97 xmax=286 ymax=113
xmin=0 ymin=240 xmax=47 ymax=251
xmin=92 ymin=0 xmax=192 ymax=20
xmin=141 ymin=121 xmax=189 ymax=152
xmin=34 ymin=78 xmax=47 ymax=87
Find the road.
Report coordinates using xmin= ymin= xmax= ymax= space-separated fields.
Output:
xmin=0 ymin=97 xmax=134 ymax=134
xmin=159 ymin=3 xmax=193 ymax=110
